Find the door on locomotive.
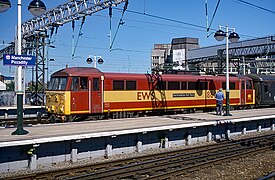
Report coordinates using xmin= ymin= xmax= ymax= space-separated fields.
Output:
xmin=89 ymin=76 xmax=103 ymax=114
xmin=240 ymin=80 xmax=246 ymax=105
xmin=240 ymin=79 xmax=254 ymax=106
xmin=70 ymin=76 xmax=89 ymax=113
xmin=196 ymin=78 xmax=210 ymax=107
xmin=205 ymin=79 xmax=216 ymax=107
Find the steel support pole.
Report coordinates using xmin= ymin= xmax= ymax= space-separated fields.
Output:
xmin=12 ymin=0 xmax=29 ymax=135
xmin=224 ymin=26 xmax=232 ymax=116
xmin=94 ymin=55 xmax=97 ymax=68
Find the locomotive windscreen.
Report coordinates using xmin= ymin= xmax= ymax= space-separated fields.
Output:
xmin=49 ymin=77 xmax=68 ymax=90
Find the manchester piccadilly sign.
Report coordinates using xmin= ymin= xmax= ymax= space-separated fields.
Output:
xmin=3 ymin=54 xmax=36 ymax=66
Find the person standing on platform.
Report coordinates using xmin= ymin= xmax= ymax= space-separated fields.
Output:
xmin=215 ymin=88 xmax=224 ymax=115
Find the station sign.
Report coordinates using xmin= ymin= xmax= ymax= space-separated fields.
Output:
xmin=3 ymin=54 xmax=36 ymax=66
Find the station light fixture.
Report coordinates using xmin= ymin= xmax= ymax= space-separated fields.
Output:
xmin=97 ymin=58 xmax=104 ymax=65
xmin=87 ymin=55 xmax=104 ymax=68
xmin=28 ymin=0 xmax=46 ymax=16
xmin=214 ymin=25 xmax=240 ymax=116
xmin=0 ymin=0 xmax=11 ymax=12
xmin=228 ymin=32 xmax=240 ymax=43
xmin=86 ymin=57 xmax=93 ymax=64
xmin=214 ymin=28 xmax=240 ymax=43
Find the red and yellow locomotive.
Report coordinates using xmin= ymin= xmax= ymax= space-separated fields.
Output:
xmin=45 ymin=67 xmax=255 ymax=121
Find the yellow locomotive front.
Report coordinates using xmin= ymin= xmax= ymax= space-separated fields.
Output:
xmin=46 ymin=76 xmax=71 ymax=121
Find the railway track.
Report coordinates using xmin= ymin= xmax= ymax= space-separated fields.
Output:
xmin=7 ymin=133 xmax=275 ymax=180
xmin=0 ymin=117 xmax=48 ymax=127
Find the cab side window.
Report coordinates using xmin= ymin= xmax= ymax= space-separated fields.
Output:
xmin=93 ymin=78 xmax=100 ymax=91
xmin=246 ymin=80 xmax=252 ymax=89
xmin=71 ymin=77 xmax=79 ymax=91
xmin=80 ymin=77 xmax=88 ymax=90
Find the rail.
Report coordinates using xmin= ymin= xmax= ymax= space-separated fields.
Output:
xmin=7 ymin=133 xmax=275 ymax=180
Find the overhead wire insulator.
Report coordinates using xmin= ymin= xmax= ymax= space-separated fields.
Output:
xmin=124 ymin=0 xmax=129 ymax=12
xmin=109 ymin=5 xmax=112 ymax=51
xmin=72 ymin=20 xmax=75 ymax=31
xmin=81 ymin=16 xmax=86 ymax=26
xmin=72 ymin=17 xmax=86 ymax=58
xmin=109 ymin=5 xmax=112 ymax=17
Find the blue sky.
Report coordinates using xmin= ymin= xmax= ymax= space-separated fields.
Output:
xmin=0 ymin=0 xmax=274 ymax=82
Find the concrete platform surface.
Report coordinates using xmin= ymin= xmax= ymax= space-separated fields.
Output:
xmin=1 ymin=108 xmax=275 ymax=146
xmin=172 ymin=108 xmax=275 ymax=121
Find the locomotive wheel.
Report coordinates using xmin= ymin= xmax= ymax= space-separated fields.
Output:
xmin=64 ymin=115 xmax=77 ymax=122
xmin=49 ymin=114 xmax=57 ymax=123
xmin=37 ymin=112 xmax=42 ymax=123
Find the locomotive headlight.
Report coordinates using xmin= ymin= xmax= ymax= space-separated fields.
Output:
xmin=51 ymin=106 xmax=55 ymax=112
xmin=55 ymin=95 xmax=59 ymax=102
xmin=47 ymin=95 xmax=52 ymax=102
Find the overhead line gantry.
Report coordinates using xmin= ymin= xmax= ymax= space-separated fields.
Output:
xmin=0 ymin=0 xmax=128 ymax=105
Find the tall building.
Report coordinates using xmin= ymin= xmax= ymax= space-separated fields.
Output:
xmin=151 ymin=44 xmax=172 ymax=72
xmin=151 ymin=37 xmax=199 ymax=73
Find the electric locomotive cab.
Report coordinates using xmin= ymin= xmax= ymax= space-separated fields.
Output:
xmin=46 ymin=67 xmax=104 ymax=122
xmin=46 ymin=76 xmax=69 ymax=121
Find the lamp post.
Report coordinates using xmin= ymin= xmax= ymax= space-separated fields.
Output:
xmin=214 ymin=25 xmax=240 ymax=116
xmin=86 ymin=55 xmax=104 ymax=68
xmin=0 ymin=0 xmax=46 ymax=135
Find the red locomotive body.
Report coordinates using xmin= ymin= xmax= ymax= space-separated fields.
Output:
xmin=46 ymin=67 xmax=255 ymax=121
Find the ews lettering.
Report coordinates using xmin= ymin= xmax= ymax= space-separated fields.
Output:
xmin=137 ymin=92 xmax=151 ymax=100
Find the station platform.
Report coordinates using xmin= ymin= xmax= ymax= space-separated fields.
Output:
xmin=0 ymin=108 xmax=275 ymax=173
xmin=1 ymin=108 xmax=275 ymax=147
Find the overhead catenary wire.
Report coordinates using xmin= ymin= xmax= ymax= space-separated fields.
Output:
xmin=207 ymin=0 xmax=221 ymax=38
xmin=49 ymin=3 xmax=259 ymax=57
xmin=51 ymin=1 xmax=265 ymax=56
xmin=110 ymin=0 xmax=129 ymax=51
xmin=233 ymin=0 xmax=275 ymax=15
xmin=113 ymin=7 xmax=256 ymax=39
xmin=114 ymin=7 xmax=210 ymax=31
xmin=205 ymin=0 xmax=209 ymax=37
xmin=72 ymin=17 xmax=86 ymax=58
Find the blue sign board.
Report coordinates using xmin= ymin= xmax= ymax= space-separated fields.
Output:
xmin=3 ymin=54 xmax=36 ymax=66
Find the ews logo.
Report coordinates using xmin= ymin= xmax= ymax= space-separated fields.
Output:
xmin=137 ymin=92 xmax=152 ymax=100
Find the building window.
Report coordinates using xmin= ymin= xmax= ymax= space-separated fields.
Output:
xmin=152 ymin=56 xmax=159 ymax=60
